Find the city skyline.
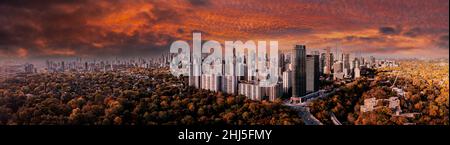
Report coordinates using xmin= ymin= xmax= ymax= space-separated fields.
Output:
xmin=0 ymin=2 xmax=449 ymax=143
xmin=0 ymin=0 xmax=448 ymax=60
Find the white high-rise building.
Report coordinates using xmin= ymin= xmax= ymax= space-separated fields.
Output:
xmin=238 ymin=82 xmax=280 ymax=101
xmin=223 ymin=58 xmax=238 ymax=95
xmin=200 ymin=74 xmax=221 ymax=92
xmin=224 ymin=76 xmax=237 ymax=95
xmin=251 ymin=85 xmax=261 ymax=100
xmin=354 ymin=67 xmax=361 ymax=79
xmin=189 ymin=58 xmax=201 ymax=88
xmin=200 ymin=74 xmax=207 ymax=90
xmin=239 ymin=83 xmax=253 ymax=99
xmin=210 ymin=75 xmax=221 ymax=92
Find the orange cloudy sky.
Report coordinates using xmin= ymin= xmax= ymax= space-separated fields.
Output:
xmin=0 ymin=0 xmax=448 ymax=59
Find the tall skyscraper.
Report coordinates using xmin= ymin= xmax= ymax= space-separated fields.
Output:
xmin=224 ymin=76 xmax=237 ymax=95
xmin=210 ymin=74 xmax=221 ymax=92
xmin=238 ymin=82 xmax=261 ymax=101
xmin=354 ymin=59 xmax=361 ymax=79
xmin=361 ymin=57 xmax=366 ymax=67
xmin=324 ymin=47 xmax=332 ymax=75
xmin=333 ymin=60 xmax=345 ymax=80
xmin=333 ymin=61 xmax=343 ymax=73
xmin=223 ymin=60 xmax=238 ymax=95
xmin=343 ymin=53 xmax=350 ymax=68
xmin=370 ymin=56 xmax=376 ymax=67
xmin=266 ymin=84 xmax=281 ymax=101
xmin=292 ymin=45 xmax=306 ymax=97
xmin=282 ymin=71 xmax=292 ymax=94
xmin=320 ymin=53 xmax=326 ymax=75
xmin=201 ymin=74 xmax=208 ymax=89
xmin=61 ymin=61 xmax=65 ymax=72
xmin=306 ymin=55 xmax=319 ymax=93
xmin=330 ymin=53 xmax=334 ymax=70
xmin=350 ymin=58 xmax=356 ymax=72
xmin=343 ymin=53 xmax=350 ymax=77
xmin=279 ymin=53 xmax=286 ymax=72
xmin=189 ymin=57 xmax=201 ymax=88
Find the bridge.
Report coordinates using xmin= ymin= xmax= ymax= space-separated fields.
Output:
xmin=284 ymin=88 xmax=340 ymax=125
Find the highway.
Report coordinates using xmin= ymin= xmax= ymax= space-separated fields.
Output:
xmin=284 ymin=88 xmax=340 ymax=125
xmin=330 ymin=113 xmax=342 ymax=125
xmin=284 ymin=103 xmax=323 ymax=125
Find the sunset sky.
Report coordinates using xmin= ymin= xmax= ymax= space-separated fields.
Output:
xmin=0 ymin=0 xmax=448 ymax=59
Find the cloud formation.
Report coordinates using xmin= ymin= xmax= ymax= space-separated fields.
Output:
xmin=0 ymin=0 xmax=448 ymax=59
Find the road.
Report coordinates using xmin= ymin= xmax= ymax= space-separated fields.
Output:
xmin=284 ymin=103 xmax=323 ymax=125
xmin=283 ymin=88 xmax=340 ymax=125
xmin=330 ymin=113 xmax=342 ymax=125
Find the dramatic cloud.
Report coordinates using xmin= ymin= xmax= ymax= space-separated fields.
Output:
xmin=379 ymin=27 xmax=401 ymax=35
xmin=436 ymin=34 xmax=449 ymax=49
xmin=0 ymin=0 xmax=448 ymax=59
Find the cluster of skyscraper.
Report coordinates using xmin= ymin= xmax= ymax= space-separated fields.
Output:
xmin=187 ymin=44 xmax=320 ymax=101
xmin=0 ymin=63 xmax=36 ymax=81
xmin=187 ymin=44 xmax=396 ymax=102
xmin=1 ymin=45 xmax=397 ymax=103
xmin=187 ymin=49 xmax=282 ymax=101
xmin=282 ymin=45 xmax=320 ymax=99
xmin=45 ymin=54 xmax=175 ymax=73
xmin=320 ymin=47 xmax=383 ymax=81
